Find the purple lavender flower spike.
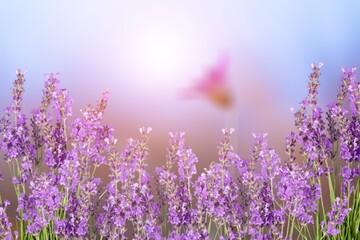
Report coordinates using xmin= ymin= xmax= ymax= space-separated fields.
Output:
xmin=244 ymin=133 xmax=283 ymax=238
xmin=12 ymin=69 xmax=27 ymax=114
xmin=341 ymin=165 xmax=360 ymax=196
xmin=1 ymin=112 xmax=35 ymax=184
xmin=0 ymin=200 xmax=12 ymax=239
xmin=18 ymin=172 xmax=62 ymax=235
xmin=307 ymin=62 xmax=323 ymax=109
xmin=53 ymin=90 xmax=115 ymax=239
xmin=278 ymin=164 xmax=320 ymax=225
xmin=177 ymin=139 xmax=198 ymax=182
xmin=345 ymin=67 xmax=360 ymax=116
xmin=321 ymin=197 xmax=351 ymax=236
xmin=1 ymin=64 xmax=360 ymax=239
xmin=42 ymin=73 xmax=60 ymax=112
xmin=337 ymin=67 xmax=356 ymax=106
xmin=98 ymin=127 xmax=161 ymax=239
xmin=44 ymin=122 xmax=67 ymax=168
xmin=292 ymin=65 xmax=332 ymax=172
xmin=53 ymin=88 xmax=73 ymax=122
xmin=331 ymin=99 xmax=360 ymax=164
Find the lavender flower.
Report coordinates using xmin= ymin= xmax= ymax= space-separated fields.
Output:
xmin=99 ymin=127 xmax=161 ymax=239
xmin=1 ymin=71 xmax=36 ymax=184
xmin=55 ymin=177 xmax=101 ymax=238
xmin=295 ymin=106 xmax=332 ymax=169
xmin=12 ymin=69 xmax=27 ymax=114
xmin=56 ymin=91 xmax=112 ymax=238
xmin=285 ymin=131 xmax=297 ymax=166
xmin=277 ymin=164 xmax=320 ymax=224
xmin=292 ymin=64 xmax=332 ymax=174
xmin=307 ymin=62 xmax=323 ymax=109
xmin=52 ymin=88 xmax=73 ymax=122
xmin=167 ymin=134 xmax=196 ymax=229
xmin=340 ymin=116 xmax=360 ymax=163
xmin=42 ymin=73 xmax=60 ymax=113
xmin=119 ymin=128 xmax=161 ymax=239
xmin=243 ymin=133 xmax=283 ymax=238
xmin=43 ymin=122 xmax=67 ymax=168
xmin=97 ymin=180 xmax=128 ymax=239
xmin=340 ymin=165 xmax=360 ymax=196
xmin=0 ymin=66 xmax=359 ymax=239
xmin=194 ymin=129 xmax=245 ymax=238
xmin=27 ymin=73 xmax=61 ymax=167
xmin=321 ymin=197 xmax=351 ymax=236
xmin=337 ymin=67 xmax=357 ymax=107
xmin=329 ymin=91 xmax=360 ymax=197
xmin=155 ymin=132 xmax=183 ymax=233
xmin=0 ymin=200 xmax=12 ymax=240
xmin=346 ymin=68 xmax=360 ymax=116
xmin=177 ymin=144 xmax=198 ymax=183
xmin=18 ymin=172 xmax=61 ymax=235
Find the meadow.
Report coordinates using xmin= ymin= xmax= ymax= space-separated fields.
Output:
xmin=0 ymin=64 xmax=359 ymax=239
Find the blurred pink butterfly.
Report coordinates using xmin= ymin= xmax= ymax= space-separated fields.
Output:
xmin=181 ymin=55 xmax=233 ymax=109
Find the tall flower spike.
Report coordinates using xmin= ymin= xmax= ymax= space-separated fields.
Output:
xmin=97 ymin=88 xmax=109 ymax=115
xmin=321 ymin=197 xmax=351 ymax=236
xmin=53 ymin=88 xmax=73 ymax=121
xmin=12 ymin=69 xmax=27 ymax=114
xmin=0 ymin=200 xmax=12 ymax=239
xmin=337 ymin=67 xmax=356 ymax=106
xmin=42 ymin=73 xmax=60 ymax=113
xmin=81 ymin=89 xmax=109 ymax=122
xmin=177 ymin=135 xmax=198 ymax=182
xmin=219 ymin=128 xmax=235 ymax=169
xmin=307 ymin=62 xmax=323 ymax=109
xmin=346 ymin=67 xmax=360 ymax=116
xmin=285 ymin=131 xmax=297 ymax=166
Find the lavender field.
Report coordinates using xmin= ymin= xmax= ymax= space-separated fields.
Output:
xmin=1 ymin=2 xmax=360 ymax=239
xmin=0 ymin=63 xmax=359 ymax=239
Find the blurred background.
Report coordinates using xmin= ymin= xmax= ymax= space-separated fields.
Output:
xmin=1 ymin=0 xmax=360 ymax=193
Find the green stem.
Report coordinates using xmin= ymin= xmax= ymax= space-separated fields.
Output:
xmin=214 ymin=223 xmax=221 ymax=239
xmin=223 ymin=218 xmax=228 ymax=237
xmin=318 ymin=178 xmax=327 ymax=225
xmin=99 ymin=189 xmax=107 ymax=200
xmin=286 ymin=212 xmax=291 ymax=237
xmin=296 ymin=225 xmax=304 ymax=240
xmin=290 ymin=213 xmax=296 ymax=238
xmin=208 ymin=218 xmax=212 ymax=235
xmin=325 ymin=160 xmax=335 ymax=203
xmin=91 ymin=165 xmax=98 ymax=178
xmin=306 ymin=224 xmax=312 ymax=239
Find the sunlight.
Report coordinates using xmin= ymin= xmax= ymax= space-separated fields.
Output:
xmin=134 ymin=26 xmax=186 ymax=78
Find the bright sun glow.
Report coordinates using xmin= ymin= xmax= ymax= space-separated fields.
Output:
xmin=135 ymin=27 xmax=186 ymax=78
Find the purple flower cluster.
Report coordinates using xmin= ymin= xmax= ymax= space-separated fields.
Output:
xmin=278 ymin=164 xmax=320 ymax=224
xmin=321 ymin=197 xmax=351 ymax=236
xmin=292 ymin=65 xmax=332 ymax=171
xmin=97 ymin=127 xmax=161 ymax=239
xmin=0 ymin=200 xmax=12 ymax=240
xmin=239 ymin=133 xmax=283 ymax=239
xmin=156 ymin=132 xmax=202 ymax=238
xmin=12 ymin=69 xmax=27 ymax=114
xmin=18 ymin=172 xmax=61 ymax=235
xmin=0 ymin=64 xmax=359 ymax=239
